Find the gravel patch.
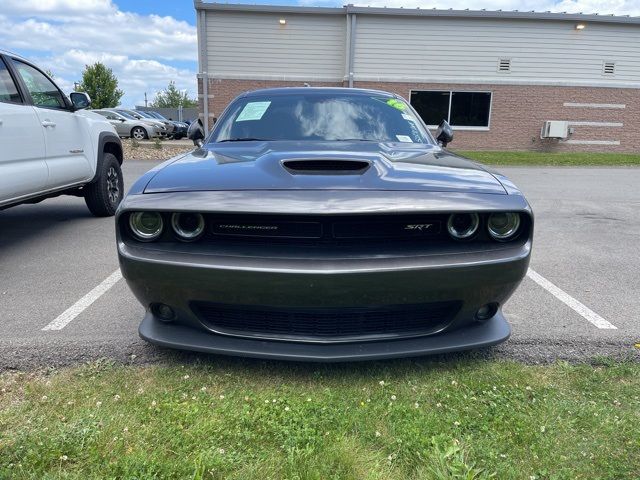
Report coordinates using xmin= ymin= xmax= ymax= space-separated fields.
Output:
xmin=122 ymin=139 xmax=194 ymax=161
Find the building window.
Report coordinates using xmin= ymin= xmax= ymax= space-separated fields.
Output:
xmin=410 ymin=90 xmax=492 ymax=129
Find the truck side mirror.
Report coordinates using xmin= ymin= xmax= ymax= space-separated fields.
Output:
xmin=435 ymin=120 xmax=453 ymax=147
xmin=70 ymin=92 xmax=91 ymax=110
xmin=187 ymin=119 xmax=205 ymax=147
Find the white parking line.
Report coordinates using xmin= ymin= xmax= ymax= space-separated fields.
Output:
xmin=42 ymin=269 xmax=123 ymax=331
xmin=526 ymin=268 xmax=617 ymax=330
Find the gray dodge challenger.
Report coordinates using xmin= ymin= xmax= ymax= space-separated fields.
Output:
xmin=116 ymin=87 xmax=532 ymax=361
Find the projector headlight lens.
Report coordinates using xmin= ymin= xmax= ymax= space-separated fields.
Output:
xmin=447 ymin=213 xmax=480 ymax=239
xmin=129 ymin=212 xmax=163 ymax=241
xmin=487 ymin=212 xmax=521 ymax=241
xmin=171 ymin=212 xmax=205 ymax=241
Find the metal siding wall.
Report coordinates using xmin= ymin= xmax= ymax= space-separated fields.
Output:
xmin=205 ymin=11 xmax=346 ymax=79
xmin=353 ymin=16 xmax=640 ymax=85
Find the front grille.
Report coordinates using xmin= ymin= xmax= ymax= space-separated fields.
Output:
xmin=192 ymin=301 xmax=462 ymax=343
xmin=206 ymin=214 xmax=449 ymax=245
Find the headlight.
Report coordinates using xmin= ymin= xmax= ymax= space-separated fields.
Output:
xmin=129 ymin=212 xmax=163 ymax=241
xmin=487 ymin=212 xmax=521 ymax=241
xmin=171 ymin=212 xmax=205 ymax=241
xmin=447 ymin=213 xmax=480 ymax=239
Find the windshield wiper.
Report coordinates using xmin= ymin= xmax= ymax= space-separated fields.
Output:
xmin=218 ymin=137 xmax=272 ymax=142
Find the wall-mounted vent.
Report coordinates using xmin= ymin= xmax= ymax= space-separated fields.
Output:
xmin=498 ymin=58 xmax=511 ymax=72
xmin=603 ymin=62 xmax=616 ymax=75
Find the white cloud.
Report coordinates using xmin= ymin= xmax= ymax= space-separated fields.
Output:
xmin=0 ymin=0 xmax=197 ymax=107
xmin=25 ymin=49 xmax=196 ymax=108
xmin=1 ymin=0 xmax=114 ymax=15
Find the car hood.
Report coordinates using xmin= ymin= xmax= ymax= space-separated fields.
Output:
xmin=144 ymin=141 xmax=507 ymax=194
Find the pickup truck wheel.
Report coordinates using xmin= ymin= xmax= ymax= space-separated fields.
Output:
xmin=131 ymin=127 xmax=148 ymax=140
xmin=84 ymin=153 xmax=123 ymax=217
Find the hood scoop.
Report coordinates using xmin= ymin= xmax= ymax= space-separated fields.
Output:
xmin=282 ymin=159 xmax=371 ymax=175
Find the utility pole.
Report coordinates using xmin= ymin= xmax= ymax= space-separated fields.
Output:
xmin=73 ymin=82 xmax=79 ymax=91
xmin=144 ymin=92 xmax=148 ymax=107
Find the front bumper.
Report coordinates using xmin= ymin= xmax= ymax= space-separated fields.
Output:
xmin=119 ymin=238 xmax=530 ymax=360
xmin=139 ymin=310 xmax=511 ymax=362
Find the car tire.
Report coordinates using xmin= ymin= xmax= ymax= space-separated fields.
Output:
xmin=131 ymin=126 xmax=148 ymax=140
xmin=84 ymin=153 xmax=123 ymax=217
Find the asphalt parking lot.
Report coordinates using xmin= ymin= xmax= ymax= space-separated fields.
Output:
xmin=1 ymin=160 xmax=638 ymax=370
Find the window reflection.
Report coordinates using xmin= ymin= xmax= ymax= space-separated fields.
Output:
xmin=212 ymin=93 xmax=432 ymax=144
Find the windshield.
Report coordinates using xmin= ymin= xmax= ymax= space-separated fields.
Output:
xmin=149 ymin=112 xmax=168 ymax=121
xmin=116 ymin=110 xmax=136 ymax=120
xmin=211 ymin=92 xmax=433 ymax=144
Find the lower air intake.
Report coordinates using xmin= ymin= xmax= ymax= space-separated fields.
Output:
xmin=192 ymin=301 xmax=462 ymax=343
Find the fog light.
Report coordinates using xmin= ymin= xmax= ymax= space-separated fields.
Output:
xmin=447 ymin=213 xmax=480 ymax=239
xmin=152 ymin=303 xmax=175 ymax=322
xmin=171 ymin=212 xmax=205 ymax=241
xmin=476 ymin=303 xmax=498 ymax=321
xmin=129 ymin=211 xmax=163 ymax=241
xmin=487 ymin=212 xmax=521 ymax=241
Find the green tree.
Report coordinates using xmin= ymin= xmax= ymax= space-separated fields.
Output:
xmin=150 ymin=81 xmax=197 ymax=108
xmin=77 ymin=62 xmax=123 ymax=109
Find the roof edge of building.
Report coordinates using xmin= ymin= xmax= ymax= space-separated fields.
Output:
xmin=194 ymin=1 xmax=640 ymax=26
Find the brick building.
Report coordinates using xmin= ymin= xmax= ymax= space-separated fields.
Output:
xmin=195 ymin=2 xmax=640 ymax=152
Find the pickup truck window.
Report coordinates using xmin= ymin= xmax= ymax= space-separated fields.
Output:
xmin=13 ymin=59 xmax=66 ymax=109
xmin=0 ymin=58 xmax=21 ymax=104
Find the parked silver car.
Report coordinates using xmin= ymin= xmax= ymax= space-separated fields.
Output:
xmin=94 ymin=110 xmax=159 ymax=139
xmin=115 ymin=109 xmax=168 ymax=137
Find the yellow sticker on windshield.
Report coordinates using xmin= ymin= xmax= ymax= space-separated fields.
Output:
xmin=386 ymin=99 xmax=407 ymax=111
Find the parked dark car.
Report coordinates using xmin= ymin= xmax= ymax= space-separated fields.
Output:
xmin=117 ymin=88 xmax=533 ymax=361
xmin=145 ymin=111 xmax=189 ymax=140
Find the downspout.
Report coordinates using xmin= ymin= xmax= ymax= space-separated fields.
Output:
xmin=348 ymin=13 xmax=356 ymax=88
xmin=199 ymin=8 xmax=210 ymax=134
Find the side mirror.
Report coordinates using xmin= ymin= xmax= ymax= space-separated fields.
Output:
xmin=119 ymin=118 xmax=126 ymax=122
xmin=187 ymin=119 xmax=205 ymax=147
xmin=70 ymin=92 xmax=91 ymax=110
xmin=435 ymin=120 xmax=453 ymax=147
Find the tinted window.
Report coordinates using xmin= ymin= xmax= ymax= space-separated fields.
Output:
xmin=212 ymin=93 xmax=432 ymax=144
xmin=450 ymin=92 xmax=491 ymax=127
xmin=96 ymin=111 xmax=118 ymax=120
xmin=118 ymin=110 xmax=142 ymax=119
xmin=410 ymin=91 xmax=449 ymax=126
xmin=411 ymin=90 xmax=492 ymax=128
xmin=0 ymin=59 xmax=22 ymax=103
xmin=14 ymin=60 xmax=66 ymax=109
xmin=0 ymin=58 xmax=22 ymax=104
xmin=116 ymin=110 xmax=136 ymax=119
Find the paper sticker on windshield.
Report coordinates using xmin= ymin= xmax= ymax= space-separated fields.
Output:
xmin=396 ymin=135 xmax=413 ymax=143
xmin=236 ymin=101 xmax=271 ymax=122
xmin=386 ymin=99 xmax=407 ymax=111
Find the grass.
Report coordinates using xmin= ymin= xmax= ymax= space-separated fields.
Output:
xmin=1 ymin=358 xmax=639 ymax=479
xmin=456 ymin=151 xmax=640 ymax=166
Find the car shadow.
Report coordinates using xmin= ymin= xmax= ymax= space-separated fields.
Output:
xmin=0 ymin=202 xmax=95 ymax=253
xmin=144 ymin=344 xmax=507 ymax=380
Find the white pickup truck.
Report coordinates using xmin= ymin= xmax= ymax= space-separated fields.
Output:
xmin=0 ymin=50 xmax=124 ymax=216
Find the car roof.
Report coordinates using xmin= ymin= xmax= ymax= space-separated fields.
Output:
xmin=240 ymin=87 xmax=398 ymax=99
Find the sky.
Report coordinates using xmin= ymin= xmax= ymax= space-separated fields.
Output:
xmin=1 ymin=0 xmax=639 ymax=107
